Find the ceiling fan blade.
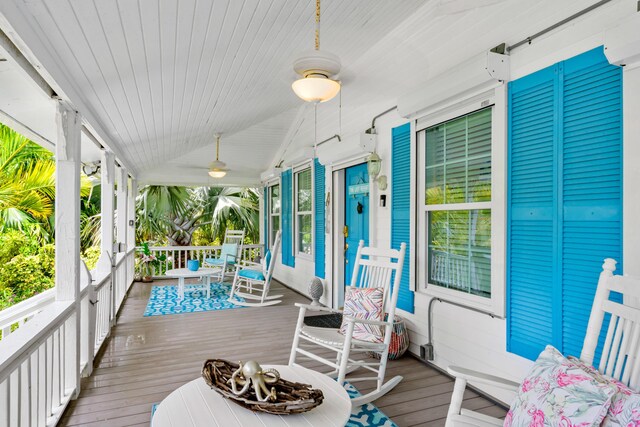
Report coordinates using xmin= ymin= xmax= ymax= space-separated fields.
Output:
xmin=434 ymin=0 xmax=508 ymax=16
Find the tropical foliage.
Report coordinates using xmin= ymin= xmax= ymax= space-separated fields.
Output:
xmin=136 ymin=185 xmax=260 ymax=246
xmin=0 ymin=124 xmax=96 ymax=310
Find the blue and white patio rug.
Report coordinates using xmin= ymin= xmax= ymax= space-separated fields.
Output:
xmin=150 ymin=382 xmax=396 ymax=426
xmin=143 ymin=283 xmax=245 ymax=317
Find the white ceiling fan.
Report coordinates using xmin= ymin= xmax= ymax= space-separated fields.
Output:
xmin=434 ymin=0 xmax=508 ymax=16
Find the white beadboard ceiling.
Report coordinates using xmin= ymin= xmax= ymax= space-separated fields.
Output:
xmin=0 ymin=0 xmax=425 ymax=185
xmin=0 ymin=0 xmax=622 ymax=186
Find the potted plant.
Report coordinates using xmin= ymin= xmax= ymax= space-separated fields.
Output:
xmin=138 ymin=242 xmax=166 ymax=282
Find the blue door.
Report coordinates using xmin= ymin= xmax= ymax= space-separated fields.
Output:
xmin=344 ymin=163 xmax=369 ymax=288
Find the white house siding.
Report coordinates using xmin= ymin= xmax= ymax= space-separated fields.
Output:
xmin=268 ymin=0 xmax=640 ymax=403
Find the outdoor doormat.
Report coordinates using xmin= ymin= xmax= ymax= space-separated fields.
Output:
xmin=143 ymin=283 xmax=245 ymax=316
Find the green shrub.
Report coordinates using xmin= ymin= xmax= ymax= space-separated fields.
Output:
xmin=81 ymin=246 xmax=101 ymax=271
xmin=39 ymin=244 xmax=55 ymax=275
xmin=0 ymin=230 xmax=31 ymax=265
xmin=0 ymin=254 xmax=54 ymax=301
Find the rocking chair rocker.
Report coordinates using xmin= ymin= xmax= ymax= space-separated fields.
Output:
xmin=228 ymin=231 xmax=282 ymax=307
xmin=445 ymin=258 xmax=640 ymax=426
xmin=289 ymin=240 xmax=407 ymax=407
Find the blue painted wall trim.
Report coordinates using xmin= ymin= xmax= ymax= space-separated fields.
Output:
xmin=280 ymin=169 xmax=295 ymax=267
xmin=391 ymin=123 xmax=414 ymax=314
xmin=507 ymin=46 xmax=622 ymax=361
xmin=314 ymin=159 xmax=326 ymax=278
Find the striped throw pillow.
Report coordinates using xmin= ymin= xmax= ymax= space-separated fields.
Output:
xmin=339 ymin=286 xmax=385 ymax=343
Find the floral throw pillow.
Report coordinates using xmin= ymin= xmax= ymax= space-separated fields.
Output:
xmin=339 ymin=286 xmax=384 ymax=343
xmin=504 ymin=345 xmax=616 ymax=427
xmin=568 ymin=356 xmax=640 ymax=427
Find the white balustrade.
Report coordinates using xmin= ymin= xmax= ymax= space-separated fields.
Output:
xmin=0 ymin=247 xmax=137 ymax=426
xmin=0 ymin=289 xmax=56 ymax=341
xmin=143 ymin=244 xmax=263 ymax=278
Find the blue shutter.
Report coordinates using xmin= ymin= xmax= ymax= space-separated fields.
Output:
xmin=391 ymin=123 xmax=414 ymax=314
xmin=263 ymin=186 xmax=268 ymax=251
xmin=507 ymin=63 xmax=557 ymax=361
xmin=314 ymin=159 xmax=326 ymax=278
xmin=560 ymin=48 xmax=622 ymax=359
xmin=507 ymin=46 xmax=622 ymax=361
xmin=281 ymin=170 xmax=295 ymax=267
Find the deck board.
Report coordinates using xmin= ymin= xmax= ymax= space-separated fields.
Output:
xmin=59 ymin=279 xmax=506 ymax=426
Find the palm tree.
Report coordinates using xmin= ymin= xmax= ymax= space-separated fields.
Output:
xmin=195 ymin=187 xmax=260 ymax=244
xmin=135 ymin=185 xmax=259 ymax=246
xmin=0 ymin=123 xmax=91 ymax=241
xmin=0 ymin=124 xmax=56 ymax=238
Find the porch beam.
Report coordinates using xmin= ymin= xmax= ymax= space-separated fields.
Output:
xmin=99 ymin=150 xmax=115 ymax=273
xmin=127 ymin=178 xmax=137 ymax=250
xmin=54 ymin=100 xmax=81 ymax=396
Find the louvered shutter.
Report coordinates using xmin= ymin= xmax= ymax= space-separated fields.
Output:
xmin=507 ymin=47 xmax=622 ymax=361
xmin=281 ymin=169 xmax=295 ymax=267
xmin=391 ymin=123 xmax=414 ymax=313
xmin=314 ymin=159 xmax=326 ymax=278
xmin=560 ymin=49 xmax=622 ymax=358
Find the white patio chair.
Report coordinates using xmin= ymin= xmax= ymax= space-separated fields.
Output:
xmin=289 ymin=240 xmax=407 ymax=407
xmin=204 ymin=229 xmax=245 ymax=281
xmin=445 ymin=258 xmax=640 ymax=426
xmin=228 ymin=230 xmax=282 ymax=307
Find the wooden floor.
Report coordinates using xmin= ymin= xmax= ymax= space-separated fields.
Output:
xmin=60 ymin=279 xmax=506 ymax=427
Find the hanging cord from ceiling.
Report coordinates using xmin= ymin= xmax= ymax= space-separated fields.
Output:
xmin=315 ymin=0 xmax=321 ymax=50
xmin=507 ymin=0 xmax=614 ymax=52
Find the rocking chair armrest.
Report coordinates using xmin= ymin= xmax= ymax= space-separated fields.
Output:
xmin=447 ymin=366 xmax=520 ymax=392
xmin=342 ymin=315 xmax=389 ymax=327
xmin=294 ymin=303 xmax=342 ymax=314
xmin=236 ymin=260 xmax=261 ymax=269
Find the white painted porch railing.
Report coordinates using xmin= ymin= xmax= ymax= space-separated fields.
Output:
xmin=145 ymin=244 xmax=263 ymax=278
xmin=0 ymin=248 xmax=136 ymax=426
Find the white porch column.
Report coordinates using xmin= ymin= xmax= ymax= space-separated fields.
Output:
xmin=54 ymin=101 xmax=82 ymax=395
xmin=116 ymin=166 xmax=128 ymax=251
xmin=127 ymin=178 xmax=137 ymax=250
xmin=99 ymin=150 xmax=115 ymax=273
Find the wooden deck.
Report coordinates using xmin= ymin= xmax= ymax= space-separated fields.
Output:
xmin=60 ymin=279 xmax=506 ymax=427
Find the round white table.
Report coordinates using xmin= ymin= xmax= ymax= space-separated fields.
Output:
xmin=152 ymin=365 xmax=351 ymax=427
xmin=164 ymin=268 xmax=221 ymax=300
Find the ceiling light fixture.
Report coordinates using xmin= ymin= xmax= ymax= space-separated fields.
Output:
xmin=208 ymin=134 xmax=228 ymax=178
xmin=291 ymin=0 xmax=341 ymax=103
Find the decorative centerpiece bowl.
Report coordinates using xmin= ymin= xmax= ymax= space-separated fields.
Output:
xmin=187 ymin=259 xmax=200 ymax=271
xmin=202 ymin=359 xmax=324 ymax=415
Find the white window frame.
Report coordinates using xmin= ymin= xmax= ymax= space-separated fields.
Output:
xmin=294 ymin=164 xmax=313 ymax=260
xmin=268 ymin=182 xmax=281 ymax=248
xmin=416 ymin=87 xmax=506 ymax=316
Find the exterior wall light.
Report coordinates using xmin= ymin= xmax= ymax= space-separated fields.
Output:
xmin=367 ymin=151 xmax=387 ymax=191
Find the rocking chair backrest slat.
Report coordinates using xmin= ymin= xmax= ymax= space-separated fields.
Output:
xmin=350 ymin=240 xmax=407 ymax=320
xmin=264 ymin=231 xmax=281 ymax=283
xmin=223 ymin=229 xmax=245 ymax=262
xmin=580 ymin=258 xmax=640 ymax=390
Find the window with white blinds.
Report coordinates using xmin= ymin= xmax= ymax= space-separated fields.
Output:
xmin=269 ymin=184 xmax=280 ymax=247
xmin=295 ymin=168 xmax=312 ymax=256
xmin=423 ymin=107 xmax=492 ymax=297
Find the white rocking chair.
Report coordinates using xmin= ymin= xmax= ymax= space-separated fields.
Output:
xmin=228 ymin=230 xmax=282 ymax=307
xmin=445 ymin=258 xmax=640 ymax=426
xmin=204 ymin=229 xmax=245 ymax=281
xmin=289 ymin=240 xmax=407 ymax=407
